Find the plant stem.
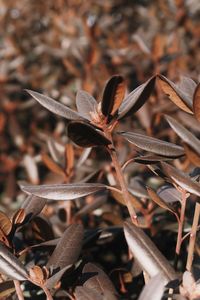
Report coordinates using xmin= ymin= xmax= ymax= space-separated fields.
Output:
xmin=42 ymin=285 xmax=53 ymax=300
xmin=104 ymin=128 xmax=138 ymax=225
xmin=174 ymin=189 xmax=187 ymax=269
xmin=186 ymin=202 xmax=200 ymax=272
xmin=14 ymin=280 xmax=24 ymax=300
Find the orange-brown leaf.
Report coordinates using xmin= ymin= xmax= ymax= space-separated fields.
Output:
xmin=42 ymin=153 xmax=65 ymax=177
xmin=193 ymin=83 xmax=200 ymax=122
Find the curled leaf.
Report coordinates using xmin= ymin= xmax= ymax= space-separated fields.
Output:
xmin=68 ymin=121 xmax=111 ymax=147
xmin=101 ymin=75 xmax=125 ymax=118
xmin=119 ymin=131 xmax=184 ymax=157
xmin=158 ymin=75 xmax=193 ymax=113
xmin=20 ymin=182 xmax=107 ymax=200
xmin=12 ymin=209 xmax=25 ymax=225
xmin=0 ymin=211 xmax=12 ymax=235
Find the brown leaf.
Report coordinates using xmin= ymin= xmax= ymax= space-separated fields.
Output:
xmin=183 ymin=143 xmax=200 ymax=167
xmin=138 ymin=273 xmax=167 ymax=300
xmin=165 ymin=114 xmax=200 ymax=156
xmin=45 ymin=264 xmax=72 ymax=289
xmin=119 ymin=131 xmax=184 ymax=157
xmin=0 ymin=243 xmax=28 ymax=281
xmin=29 ymin=265 xmax=45 ymax=285
xmin=124 ymin=221 xmax=177 ymax=281
xmin=75 ymin=286 xmax=103 ymax=300
xmin=193 ymin=82 xmax=200 ymax=122
xmin=157 ymin=185 xmax=181 ymax=203
xmin=101 ymin=75 xmax=125 ymax=119
xmin=22 ymin=195 xmax=47 ymax=222
xmin=161 ymin=162 xmax=200 ymax=197
xmin=65 ymin=143 xmax=74 ymax=176
xmin=82 ymin=263 xmax=117 ymax=298
xmin=12 ymin=209 xmax=25 ymax=225
xmin=46 ymin=224 xmax=84 ymax=270
xmin=26 ymin=89 xmax=83 ymax=121
xmin=67 ymin=121 xmax=111 ymax=147
xmin=0 ymin=211 xmax=12 ymax=235
xmin=147 ymin=187 xmax=177 ymax=217
xmin=0 ymin=281 xmax=15 ymax=298
xmin=134 ymin=155 xmax=172 ymax=164
xmin=118 ymin=76 xmax=156 ymax=119
xmin=76 ymin=90 xmax=97 ymax=120
xmin=110 ymin=188 xmax=142 ymax=209
xmin=158 ymin=75 xmax=193 ymax=114
xmin=20 ymin=182 xmax=107 ymax=200
xmin=42 ymin=153 xmax=65 ymax=177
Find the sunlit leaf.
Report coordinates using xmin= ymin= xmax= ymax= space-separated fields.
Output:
xmin=76 ymin=90 xmax=97 ymax=120
xmin=101 ymin=75 xmax=125 ymax=118
xmin=0 ymin=243 xmax=28 ymax=281
xmin=118 ymin=76 xmax=156 ymax=119
xmin=118 ymin=131 xmax=184 ymax=157
xmin=193 ymin=82 xmax=200 ymax=122
xmin=124 ymin=221 xmax=177 ymax=280
xmin=158 ymin=75 xmax=193 ymax=113
xmin=138 ymin=273 xmax=167 ymax=300
xmin=165 ymin=114 xmax=200 ymax=156
xmin=26 ymin=89 xmax=83 ymax=121
xmin=68 ymin=121 xmax=111 ymax=147
xmin=20 ymin=182 xmax=107 ymax=200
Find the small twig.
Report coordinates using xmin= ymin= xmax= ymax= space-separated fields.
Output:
xmin=186 ymin=202 xmax=200 ymax=272
xmin=14 ymin=280 xmax=24 ymax=300
xmin=182 ymin=225 xmax=200 ymax=243
xmin=42 ymin=285 xmax=54 ymax=300
xmin=174 ymin=189 xmax=187 ymax=269
xmin=103 ymin=127 xmax=138 ymax=225
xmin=121 ymin=158 xmax=135 ymax=171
